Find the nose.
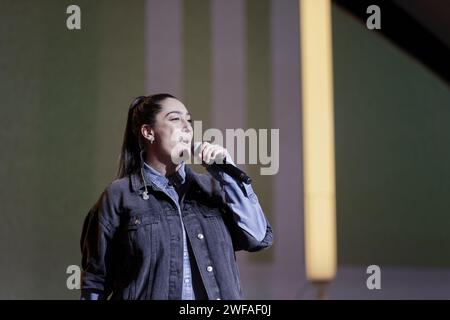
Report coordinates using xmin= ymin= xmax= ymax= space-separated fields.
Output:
xmin=182 ymin=118 xmax=192 ymax=132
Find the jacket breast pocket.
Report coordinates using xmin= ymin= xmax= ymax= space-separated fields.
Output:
xmin=200 ymin=206 xmax=232 ymax=245
xmin=126 ymin=214 xmax=160 ymax=259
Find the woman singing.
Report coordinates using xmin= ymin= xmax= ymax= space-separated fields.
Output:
xmin=80 ymin=93 xmax=273 ymax=300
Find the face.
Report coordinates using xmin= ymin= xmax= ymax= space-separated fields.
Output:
xmin=145 ymin=98 xmax=193 ymax=164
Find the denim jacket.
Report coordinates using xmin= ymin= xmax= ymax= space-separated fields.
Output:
xmin=80 ymin=165 xmax=273 ymax=300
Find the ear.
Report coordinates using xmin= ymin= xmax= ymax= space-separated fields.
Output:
xmin=140 ymin=124 xmax=154 ymax=143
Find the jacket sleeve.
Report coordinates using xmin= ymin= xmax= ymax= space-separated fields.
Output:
xmin=221 ymin=203 xmax=273 ymax=252
xmin=80 ymin=185 xmax=120 ymax=300
xmin=206 ymin=160 xmax=274 ymax=252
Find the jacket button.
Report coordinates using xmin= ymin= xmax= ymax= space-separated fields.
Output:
xmin=206 ymin=266 xmax=213 ymax=272
xmin=197 ymin=233 xmax=204 ymax=240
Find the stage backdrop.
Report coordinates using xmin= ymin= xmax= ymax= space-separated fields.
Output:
xmin=0 ymin=0 xmax=449 ymax=299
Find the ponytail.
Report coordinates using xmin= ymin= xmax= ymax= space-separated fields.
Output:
xmin=117 ymin=93 xmax=176 ymax=179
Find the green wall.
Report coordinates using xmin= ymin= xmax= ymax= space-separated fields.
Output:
xmin=0 ymin=0 xmax=145 ymax=298
xmin=333 ymin=4 xmax=450 ymax=267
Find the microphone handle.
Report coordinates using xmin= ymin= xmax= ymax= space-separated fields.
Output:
xmin=210 ymin=163 xmax=252 ymax=185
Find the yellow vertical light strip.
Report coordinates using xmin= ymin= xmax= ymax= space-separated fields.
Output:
xmin=299 ymin=0 xmax=337 ymax=282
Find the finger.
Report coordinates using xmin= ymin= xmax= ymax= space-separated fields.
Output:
xmin=200 ymin=142 xmax=210 ymax=158
xmin=205 ymin=145 xmax=222 ymax=164
xmin=198 ymin=142 xmax=207 ymax=163
xmin=199 ymin=143 xmax=210 ymax=163
xmin=210 ymin=146 xmax=226 ymax=164
xmin=210 ymin=149 xmax=220 ymax=164
xmin=201 ymin=143 xmax=227 ymax=164
xmin=204 ymin=145 xmax=214 ymax=164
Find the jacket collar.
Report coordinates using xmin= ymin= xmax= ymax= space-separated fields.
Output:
xmin=130 ymin=165 xmax=216 ymax=197
xmin=142 ymin=161 xmax=186 ymax=190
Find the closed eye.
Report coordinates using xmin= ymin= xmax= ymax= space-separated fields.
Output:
xmin=170 ymin=117 xmax=192 ymax=123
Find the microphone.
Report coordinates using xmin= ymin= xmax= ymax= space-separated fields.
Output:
xmin=191 ymin=142 xmax=252 ymax=185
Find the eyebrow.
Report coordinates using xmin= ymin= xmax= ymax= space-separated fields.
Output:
xmin=164 ymin=111 xmax=191 ymax=118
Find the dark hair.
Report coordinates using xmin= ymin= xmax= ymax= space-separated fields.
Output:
xmin=117 ymin=93 xmax=176 ymax=178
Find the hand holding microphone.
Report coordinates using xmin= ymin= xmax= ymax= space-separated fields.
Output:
xmin=197 ymin=142 xmax=229 ymax=165
xmin=192 ymin=142 xmax=252 ymax=185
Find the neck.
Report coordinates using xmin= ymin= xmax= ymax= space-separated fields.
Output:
xmin=145 ymin=149 xmax=182 ymax=177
